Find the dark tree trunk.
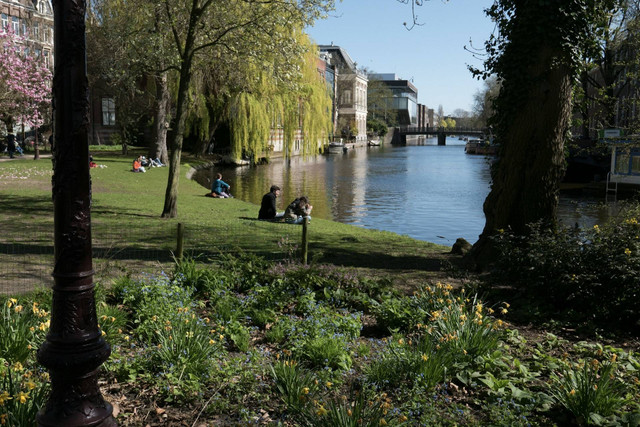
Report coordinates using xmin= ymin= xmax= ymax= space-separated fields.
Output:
xmin=161 ymin=0 xmax=201 ymax=218
xmin=150 ymin=72 xmax=170 ymax=164
xmin=34 ymin=130 xmax=40 ymax=160
xmin=468 ymin=46 xmax=573 ymax=267
xmin=161 ymin=56 xmax=193 ymax=218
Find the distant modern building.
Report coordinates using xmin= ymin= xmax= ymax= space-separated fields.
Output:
xmin=368 ymin=73 xmax=418 ymax=126
xmin=318 ymin=44 xmax=368 ymax=142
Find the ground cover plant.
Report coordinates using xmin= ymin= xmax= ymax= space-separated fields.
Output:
xmin=2 ymin=255 xmax=639 ymax=425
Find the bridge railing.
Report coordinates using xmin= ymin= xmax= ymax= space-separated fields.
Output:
xmin=396 ymin=126 xmax=487 ymax=134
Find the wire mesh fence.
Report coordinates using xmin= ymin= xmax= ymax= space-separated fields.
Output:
xmin=0 ymin=220 xmax=308 ymax=296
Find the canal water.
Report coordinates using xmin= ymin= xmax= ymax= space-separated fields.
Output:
xmin=193 ymin=137 xmax=614 ymax=245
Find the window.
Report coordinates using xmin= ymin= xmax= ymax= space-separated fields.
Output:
xmin=615 ymin=151 xmax=630 ymax=174
xmin=44 ymin=50 xmax=49 ymax=66
xmin=22 ymin=21 xmax=26 ymax=36
xmin=632 ymin=154 xmax=640 ymax=175
xmin=35 ymin=49 xmax=41 ymax=58
xmin=34 ymin=22 xmax=39 ymax=40
xmin=12 ymin=16 xmax=19 ymax=34
xmin=101 ymin=98 xmax=116 ymax=126
xmin=1 ymin=14 xmax=7 ymax=30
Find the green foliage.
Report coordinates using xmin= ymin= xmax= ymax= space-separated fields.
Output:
xmin=491 ymin=208 xmax=640 ymax=326
xmin=0 ymin=360 xmax=50 ymax=426
xmin=271 ymin=359 xmax=317 ymax=414
xmin=366 ymin=118 xmax=388 ymax=137
xmin=298 ymin=389 xmax=402 ymax=427
xmin=173 ymin=255 xmax=226 ymax=298
xmin=367 ymin=335 xmax=451 ymax=391
xmin=228 ymin=33 xmax=333 ymax=162
xmin=550 ymin=360 xmax=628 ymax=425
xmin=151 ymin=310 xmax=224 ymax=378
xmin=97 ymin=303 xmax=129 ymax=345
xmin=0 ymin=298 xmax=48 ymax=364
xmin=265 ymin=304 xmax=361 ymax=370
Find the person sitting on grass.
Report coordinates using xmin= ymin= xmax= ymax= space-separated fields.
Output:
xmin=210 ymin=173 xmax=232 ymax=198
xmin=284 ymin=196 xmax=312 ymax=224
xmin=132 ymin=156 xmax=146 ymax=173
xmin=258 ymin=185 xmax=281 ymax=219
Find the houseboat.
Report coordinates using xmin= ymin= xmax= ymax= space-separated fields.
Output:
xmin=605 ymin=136 xmax=640 ymax=200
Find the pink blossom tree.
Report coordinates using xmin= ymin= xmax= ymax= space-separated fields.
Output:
xmin=0 ymin=29 xmax=52 ymax=159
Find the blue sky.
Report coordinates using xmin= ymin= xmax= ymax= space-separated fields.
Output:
xmin=305 ymin=0 xmax=496 ymax=115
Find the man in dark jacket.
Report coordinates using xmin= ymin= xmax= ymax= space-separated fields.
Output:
xmin=258 ymin=185 xmax=280 ymax=219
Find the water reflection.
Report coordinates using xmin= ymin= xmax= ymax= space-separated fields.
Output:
xmin=192 ymin=137 xmax=614 ymax=244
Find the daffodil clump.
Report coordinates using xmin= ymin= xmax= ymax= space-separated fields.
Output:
xmin=0 ymin=298 xmax=51 ymax=425
xmin=550 ymin=358 xmax=628 ymax=424
xmin=0 ymin=360 xmax=50 ymax=426
xmin=0 ymin=298 xmax=49 ymax=364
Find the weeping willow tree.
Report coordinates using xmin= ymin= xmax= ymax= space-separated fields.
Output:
xmin=227 ymin=32 xmax=333 ymax=162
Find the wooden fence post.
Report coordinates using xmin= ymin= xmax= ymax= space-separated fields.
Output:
xmin=301 ymin=217 xmax=309 ymax=265
xmin=176 ymin=222 xmax=184 ymax=262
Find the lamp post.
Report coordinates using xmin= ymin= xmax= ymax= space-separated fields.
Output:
xmin=36 ymin=0 xmax=116 ymax=425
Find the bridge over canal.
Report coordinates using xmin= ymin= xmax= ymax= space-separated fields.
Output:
xmin=392 ymin=126 xmax=487 ymax=145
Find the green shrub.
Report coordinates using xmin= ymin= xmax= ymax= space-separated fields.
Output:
xmin=491 ymin=211 xmax=640 ymax=326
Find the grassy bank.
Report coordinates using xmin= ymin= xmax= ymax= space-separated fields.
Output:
xmin=0 ymin=153 xmax=451 ymax=294
xmin=1 ymin=152 xmax=640 ymax=425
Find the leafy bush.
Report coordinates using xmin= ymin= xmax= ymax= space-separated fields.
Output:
xmin=491 ymin=213 xmax=640 ymax=326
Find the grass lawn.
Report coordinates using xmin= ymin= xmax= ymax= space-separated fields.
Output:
xmin=0 ymin=151 xmax=453 ymax=294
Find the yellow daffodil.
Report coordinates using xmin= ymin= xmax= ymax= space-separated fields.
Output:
xmin=624 ymin=248 xmax=632 ymax=256
xmin=12 ymin=362 xmax=23 ymax=372
xmin=25 ymin=380 xmax=37 ymax=390
xmin=0 ymin=391 xmax=12 ymax=405
xmin=593 ymin=224 xmax=600 ymax=233
xmin=316 ymin=406 xmax=327 ymax=416
xmin=326 ymin=381 xmax=332 ymax=388
xmin=302 ymin=387 xmax=310 ymax=395
xmin=15 ymin=392 xmax=29 ymax=404
xmin=209 ymin=339 xmax=215 ymax=345
xmin=101 ymin=330 xmax=106 ymax=337
xmin=569 ymin=389 xmax=576 ymax=396
xmin=14 ymin=305 xmax=23 ymax=313
xmin=421 ymin=354 xmax=428 ymax=362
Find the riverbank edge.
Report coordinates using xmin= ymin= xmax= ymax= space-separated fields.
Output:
xmin=1 ymin=154 xmax=456 ymax=292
